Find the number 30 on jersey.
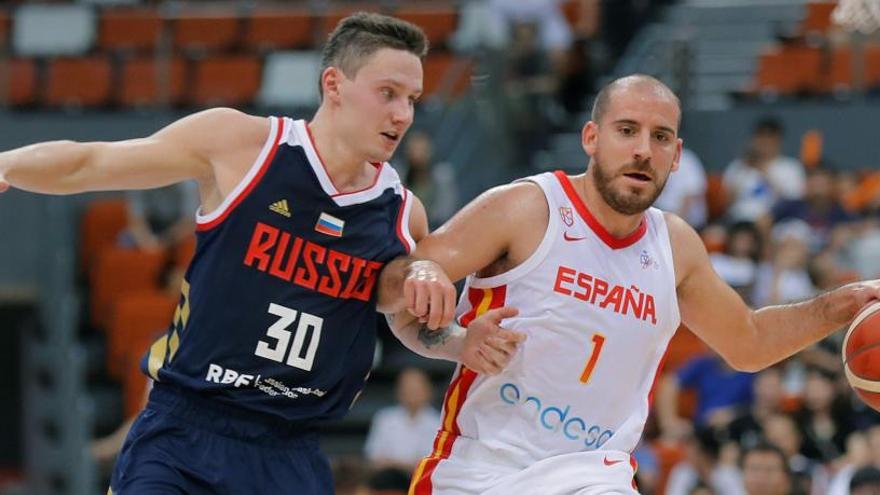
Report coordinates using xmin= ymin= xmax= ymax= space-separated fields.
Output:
xmin=255 ymin=303 xmax=323 ymax=371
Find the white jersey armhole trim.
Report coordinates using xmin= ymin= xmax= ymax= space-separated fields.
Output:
xmin=468 ymin=174 xmax=559 ymax=289
xmin=195 ymin=116 xmax=283 ymax=224
xmin=398 ymin=186 xmax=416 ymax=253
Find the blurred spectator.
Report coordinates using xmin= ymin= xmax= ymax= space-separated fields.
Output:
xmin=740 ymin=442 xmax=793 ymax=495
xmin=827 ymin=430 xmax=871 ymax=495
xmin=658 ymin=352 xmax=754 ymax=438
xmin=709 ymin=222 xmax=762 ymax=303
xmin=761 ymin=413 xmax=819 ymax=494
xmin=844 ymin=218 xmax=880 ymax=279
xmin=503 ymin=21 xmax=558 ymax=166
xmin=728 ymin=367 xmax=785 ymax=449
xmin=665 ymin=427 xmax=745 ymax=495
xmin=795 ymin=367 xmax=857 ymax=464
xmin=365 ymin=368 xmax=441 ymax=472
xmin=773 ymin=167 xmax=857 ymax=252
xmin=752 ymin=220 xmax=816 ymax=306
xmin=656 ymin=148 xmax=709 ymax=229
xmin=395 ymin=130 xmax=459 ymax=228
xmin=555 ymin=37 xmax=597 ymax=121
xmin=850 ymin=466 xmax=880 ymax=495
xmin=332 ymin=456 xmax=370 ymax=495
xmin=488 ymin=0 xmax=573 ymax=55
xmin=120 ymin=181 xmax=199 ymax=253
xmin=368 ymin=467 xmax=412 ymax=495
xmin=723 ymin=118 xmax=805 ymax=223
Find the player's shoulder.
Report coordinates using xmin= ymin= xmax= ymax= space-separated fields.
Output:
xmin=169 ymin=108 xmax=270 ymax=147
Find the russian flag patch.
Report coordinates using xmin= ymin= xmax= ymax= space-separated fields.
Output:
xmin=315 ymin=212 xmax=345 ymax=237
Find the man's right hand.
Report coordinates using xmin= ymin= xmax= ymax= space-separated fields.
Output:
xmin=403 ymin=259 xmax=457 ymax=330
xmin=460 ymin=306 xmax=526 ymax=375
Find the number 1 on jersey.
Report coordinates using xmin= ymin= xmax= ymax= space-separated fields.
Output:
xmin=579 ymin=333 xmax=606 ymax=384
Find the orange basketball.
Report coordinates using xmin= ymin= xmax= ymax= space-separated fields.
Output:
xmin=843 ymin=301 xmax=880 ymax=411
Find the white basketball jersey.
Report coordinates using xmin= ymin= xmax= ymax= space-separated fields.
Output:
xmin=413 ymin=171 xmax=680 ymax=488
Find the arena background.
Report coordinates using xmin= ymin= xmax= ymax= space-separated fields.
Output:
xmin=1 ymin=0 xmax=879 ymax=493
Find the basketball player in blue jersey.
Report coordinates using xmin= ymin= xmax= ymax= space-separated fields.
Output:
xmin=0 ymin=13 xmax=525 ymax=494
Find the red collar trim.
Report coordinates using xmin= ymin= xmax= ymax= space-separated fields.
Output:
xmin=553 ymin=170 xmax=647 ymax=250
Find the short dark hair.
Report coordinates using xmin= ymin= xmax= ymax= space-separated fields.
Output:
xmin=741 ymin=441 xmax=789 ymax=473
xmin=851 ymin=466 xmax=880 ymax=490
xmin=319 ymin=12 xmax=429 ymax=98
xmin=754 ymin=116 xmax=783 ymax=136
xmin=590 ymin=74 xmax=681 ymax=127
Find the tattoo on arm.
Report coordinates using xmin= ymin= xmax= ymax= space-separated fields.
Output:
xmin=418 ymin=324 xmax=453 ymax=349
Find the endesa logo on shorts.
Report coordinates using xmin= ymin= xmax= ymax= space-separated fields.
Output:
xmin=499 ymin=382 xmax=615 ymax=450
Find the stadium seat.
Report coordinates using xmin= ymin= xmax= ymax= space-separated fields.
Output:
xmin=865 ymin=42 xmax=880 ymax=87
xmin=79 ymin=198 xmax=129 ymax=275
xmin=107 ymin=290 xmax=176 ymax=382
xmin=395 ymin=6 xmax=458 ymax=47
xmin=800 ymin=1 xmax=836 ymax=37
xmin=257 ymin=51 xmax=321 ymax=108
xmin=705 ymin=174 xmax=728 ymax=221
xmin=46 ymin=56 xmax=113 ymax=107
xmin=173 ymin=234 xmax=196 ymax=269
xmin=0 ymin=11 xmax=9 ymax=49
xmin=242 ymin=8 xmax=313 ymax=51
xmin=0 ymin=58 xmax=37 ymax=107
xmin=98 ymin=7 xmax=164 ymax=53
xmin=172 ymin=12 xmax=240 ymax=54
xmin=13 ymin=4 xmax=96 ymax=57
xmin=825 ymin=45 xmax=853 ymax=92
xmin=755 ymin=45 xmax=822 ymax=94
xmin=663 ymin=325 xmax=708 ymax=373
xmin=190 ymin=55 xmax=262 ymax=106
xmin=89 ymin=247 xmax=166 ymax=330
xmin=119 ymin=55 xmax=187 ymax=107
xmin=423 ymin=52 xmax=472 ymax=98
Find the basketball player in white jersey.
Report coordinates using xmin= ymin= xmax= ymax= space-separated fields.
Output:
xmin=388 ymin=74 xmax=880 ymax=494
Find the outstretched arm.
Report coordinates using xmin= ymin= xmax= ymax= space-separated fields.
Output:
xmin=670 ymin=213 xmax=880 ymax=372
xmin=0 ymin=107 xmax=266 ymax=200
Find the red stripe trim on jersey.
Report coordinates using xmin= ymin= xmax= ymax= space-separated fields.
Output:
xmin=304 ymin=122 xmax=383 ymax=198
xmin=647 ymin=351 xmax=669 ymax=408
xmin=410 ymin=286 xmax=505 ymax=495
xmin=395 ymin=188 xmax=412 ymax=254
xmin=630 ymin=455 xmax=639 ymax=489
xmin=197 ymin=118 xmax=284 ymax=232
xmin=553 ymin=170 xmax=647 ymax=250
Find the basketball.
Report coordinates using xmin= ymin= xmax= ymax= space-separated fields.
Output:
xmin=843 ymin=301 xmax=880 ymax=411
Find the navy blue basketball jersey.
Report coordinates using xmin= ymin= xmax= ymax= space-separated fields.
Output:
xmin=140 ymin=117 xmax=415 ymax=423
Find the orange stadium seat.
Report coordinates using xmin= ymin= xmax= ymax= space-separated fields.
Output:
xmin=79 ymin=198 xmax=129 ymax=274
xmin=107 ymin=290 xmax=176 ymax=383
xmin=423 ymin=53 xmax=472 ymax=98
xmin=825 ymin=45 xmax=853 ymax=92
xmin=173 ymin=234 xmax=197 ymax=268
xmin=99 ymin=8 xmax=164 ymax=53
xmin=1 ymin=58 xmax=38 ymax=106
xmin=395 ymin=6 xmax=458 ymax=47
xmin=755 ymin=45 xmax=822 ymax=94
xmin=865 ymin=42 xmax=880 ymax=87
xmin=705 ymin=174 xmax=728 ymax=221
xmin=90 ymin=247 xmax=166 ymax=330
xmin=119 ymin=56 xmax=187 ymax=107
xmin=46 ymin=56 xmax=113 ymax=107
xmin=173 ymin=12 xmax=241 ymax=53
xmin=242 ymin=9 xmax=312 ymax=51
xmin=0 ymin=10 xmax=9 ymax=48
xmin=653 ymin=440 xmax=687 ymax=495
xmin=663 ymin=325 xmax=708 ymax=373
xmin=801 ymin=1 xmax=836 ymax=37
xmin=190 ymin=55 xmax=262 ymax=106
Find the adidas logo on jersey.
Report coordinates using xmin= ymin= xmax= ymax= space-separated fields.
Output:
xmin=269 ymin=199 xmax=291 ymax=218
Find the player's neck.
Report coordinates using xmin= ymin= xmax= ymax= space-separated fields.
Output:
xmin=307 ymin=112 xmax=376 ymax=192
xmin=578 ymin=175 xmax=645 ymax=238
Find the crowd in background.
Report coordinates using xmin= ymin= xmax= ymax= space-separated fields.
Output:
xmin=64 ymin=1 xmax=880 ymax=494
